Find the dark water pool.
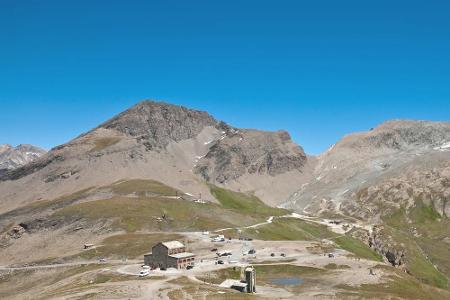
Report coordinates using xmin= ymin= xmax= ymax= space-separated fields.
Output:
xmin=270 ymin=277 xmax=304 ymax=286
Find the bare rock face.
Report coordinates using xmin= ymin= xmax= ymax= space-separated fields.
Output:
xmin=0 ymin=144 xmax=46 ymax=174
xmin=195 ymin=128 xmax=307 ymax=183
xmin=97 ymin=101 xmax=218 ymax=150
xmin=339 ymin=120 xmax=450 ymax=151
xmin=368 ymin=226 xmax=406 ymax=268
xmin=283 ymin=120 xmax=450 ymax=215
xmin=342 ymin=161 xmax=450 ymax=220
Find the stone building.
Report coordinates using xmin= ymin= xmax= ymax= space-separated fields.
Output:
xmin=144 ymin=241 xmax=195 ymax=270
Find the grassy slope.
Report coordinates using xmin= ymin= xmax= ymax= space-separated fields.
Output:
xmin=74 ymin=233 xmax=183 ymax=260
xmin=209 ymin=184 xmax=288 ymax=217
xmin=334 ymin=235 xmax=383 ymax=262
xmin=110 ymin=179 xmax=180 ymax=196
xmin=56 ymin=196 xmax=247 ymax=232
xmin=55 ymin=181 xmax=286 ymax=233
xmin=383 ymin=202 xmax=449 ymax=289
xmin=45 ymin=180 xmax=379 ymax=261
xmin=338 ymin=266 xmax=450 ymax=300
xmin=90 ymin=137 xmax=121 ymax=152
xmin=243 ymin=218 xmax=318 ymax=241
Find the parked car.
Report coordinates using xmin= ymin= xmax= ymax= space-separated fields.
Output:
xmin=248 ymin=249 xmax=256 ymax=254
xmin=328 ymin=253 xmax=335 ymax=258
xmin=270 ymin=253 xmax=275 ymax=257
xmin=187 ymin=265 xmax=194 ymax=270
xmin=142 ymin=265 xmax=150 ymax=270
xmin=99 ymin=258 xmax=107 ymax=263
xmin=217 ymin=260 xmax=224 ymax=265
xmin=281 ymin=253 xmax=286 ymax=257
xmin=139 ymin=270 xmax=149 ymax=277
xmin=211 ymin=248 xmax=218 ymax=252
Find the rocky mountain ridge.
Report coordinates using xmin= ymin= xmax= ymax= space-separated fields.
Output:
xmin=282 ymin=120 xmax=450 ymax=217
xmin=0 ymin=144 xmax=46 ymax=175
xmin=0 ymin=100 xmax=310 ymax=211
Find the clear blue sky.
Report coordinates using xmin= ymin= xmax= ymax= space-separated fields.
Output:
xmin=1 ymin=1 xmax=449 ymax=154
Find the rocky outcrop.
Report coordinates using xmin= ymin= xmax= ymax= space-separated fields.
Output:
xmin=97 ymin=101 xmax=218 ymax=150
xmin=0 ymin=152 xmax=64 ymax=182
xmin=340 ymin=120 xmax=450 ymax=151
xmin=284 ymin=119 xmax=450 ymax=214
xmin=195 ymin=129 xmax=307 ymax=183
xmin=342 ymin=161 xmax=450 ymax=220
xmin=368 ymin=226 xmax=406 ymax=268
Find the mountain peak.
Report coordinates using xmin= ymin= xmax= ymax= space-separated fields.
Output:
xmin=98 ymin=100 xmax=219 ymax=149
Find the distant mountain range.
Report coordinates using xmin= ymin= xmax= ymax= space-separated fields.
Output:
xmin=0 ymin=144 xmax=46 ymax=175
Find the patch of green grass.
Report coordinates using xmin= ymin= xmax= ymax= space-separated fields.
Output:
xmin=383 ymin=203 xmax=449 ymax=288
xmin=338 ymin=266 xmax=450 ymax=300
xmin=387 ymin=227 xmax=448 ymax=289
xmin=209 ymin=184 xmax=288 ymax=217
xmin=73 ymin=233 xmax=183 ymax=260
xmin=334 ymin=235 xmax=383 ymax=262
xmin=243 ymin=220 xmax=312 ymax=241
xmin=55 ymin=195 xmax=264 ymax=232
xmin=109 ymin=179 xmax=179 ymax=196
xmin=242 ymin=218 xmax=333 ymax=241
xmin=324 ymin=263 xmax=351 ymax=270
xmin=411 ymin=201 xmax=442 ymax=224
xmin=90 ymin=137 xmax=121 ymax=152
xmin=0 ymin=265 xmax=103 ymax=299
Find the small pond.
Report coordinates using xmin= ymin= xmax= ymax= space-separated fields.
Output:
xmin=270 ymin=277 xmax=304 ymax=286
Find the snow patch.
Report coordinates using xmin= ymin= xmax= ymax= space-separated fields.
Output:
xmin=340 ymin=189 xmax=350 ymax=195
xmin=434 ymin=141 xmax=450 ymax=151
xmin=25 ymin=151 xmax=41 ymax=157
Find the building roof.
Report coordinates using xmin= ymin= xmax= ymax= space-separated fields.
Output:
xmin=161 ymin=241 xmax=185 ymax=249
xmin=220 ymin=279 xmax=247 ymax=288
xmin=169 ymin=252 xmax=196 ymax=259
